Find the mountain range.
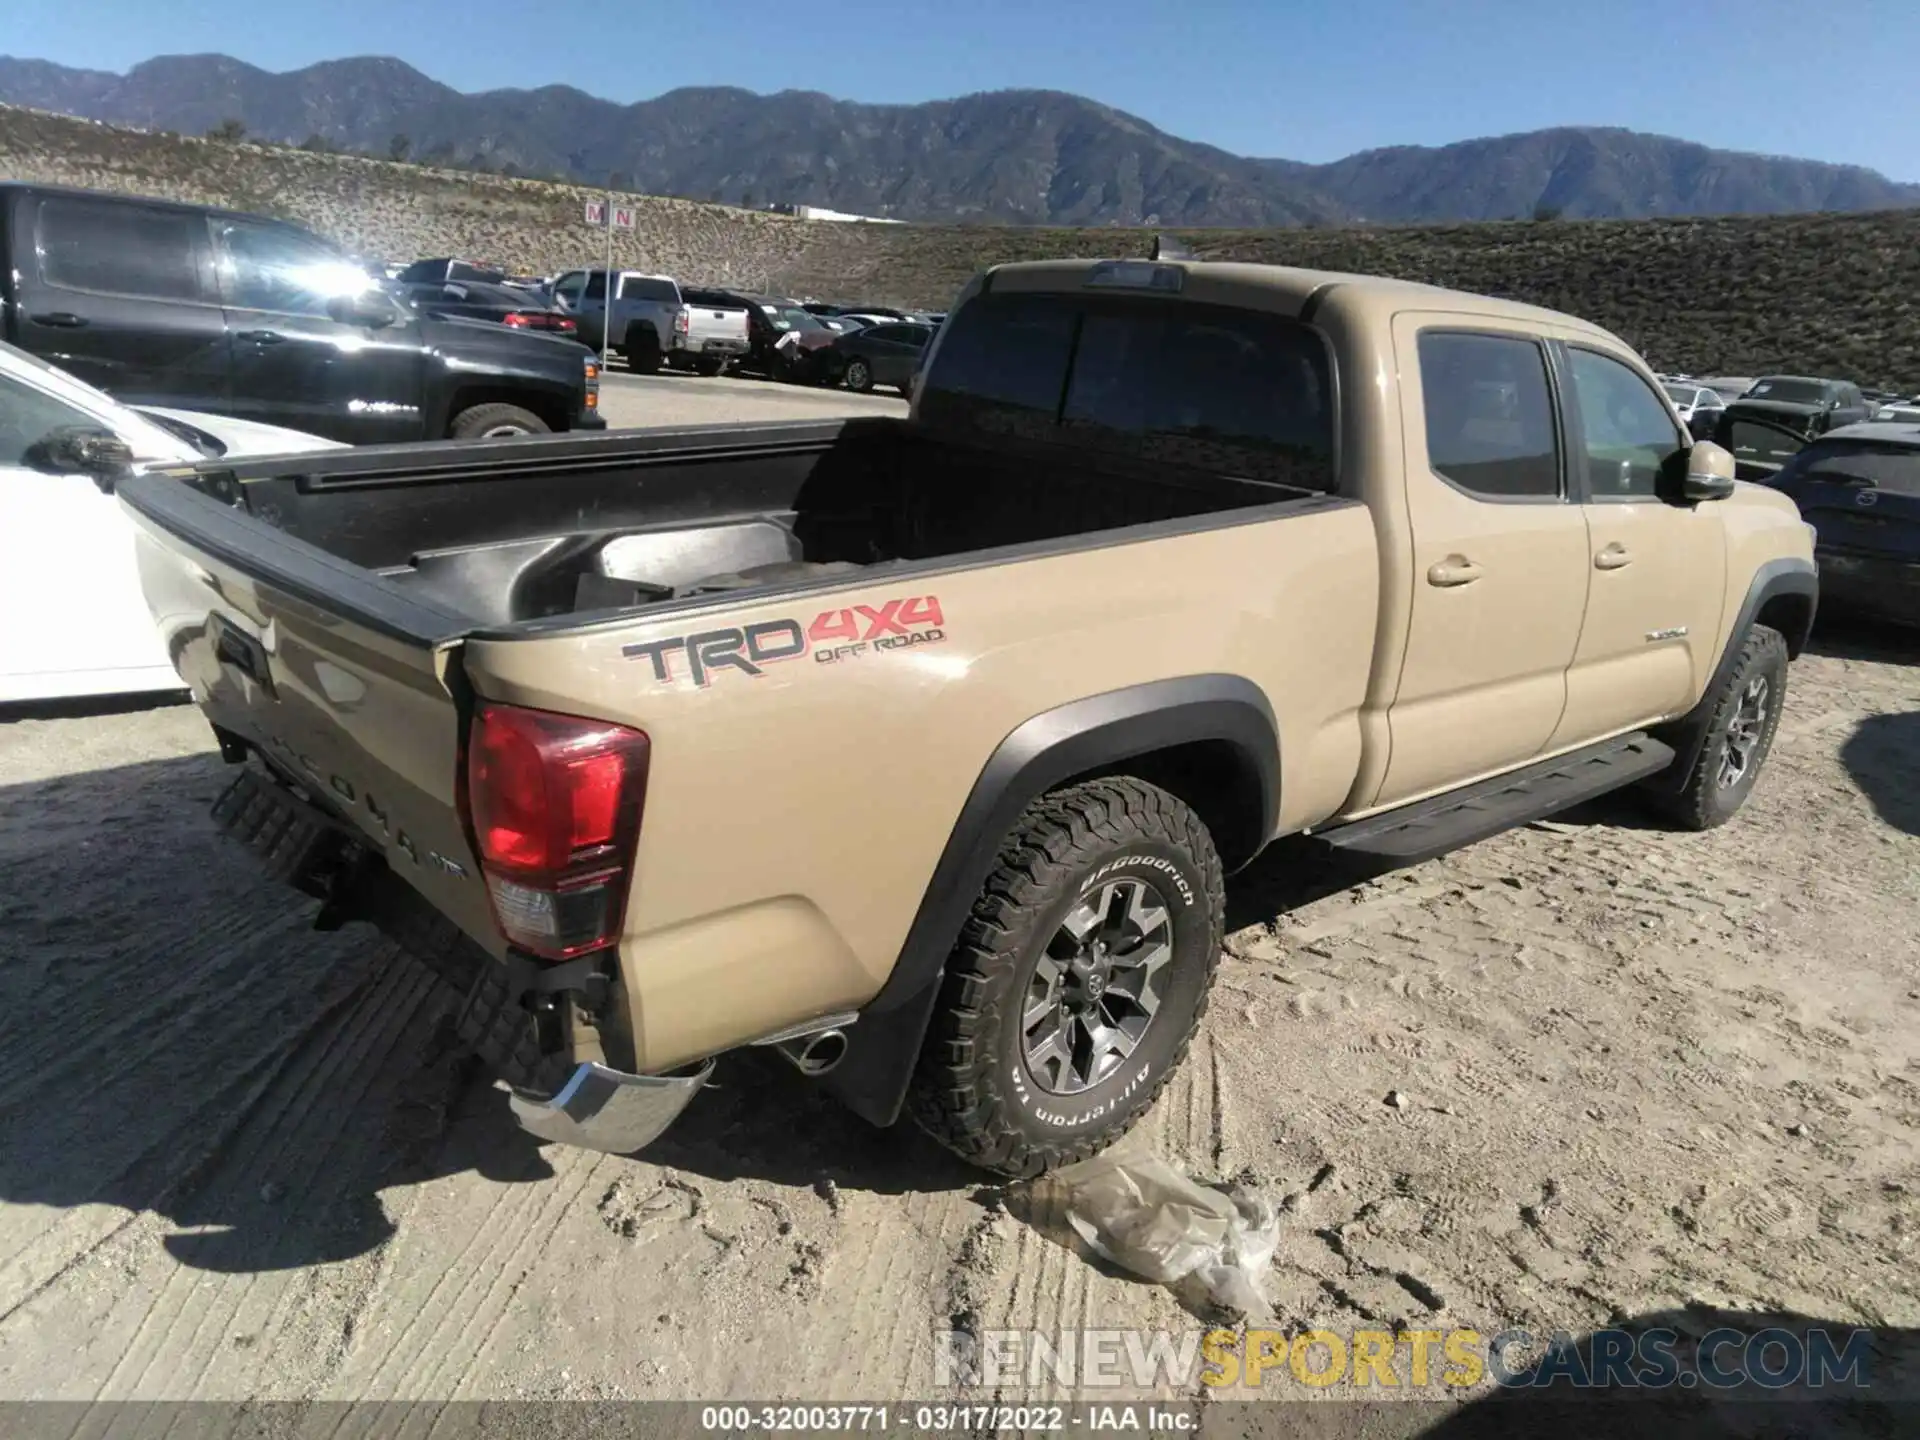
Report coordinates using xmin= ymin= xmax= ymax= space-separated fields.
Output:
xmin=3 ymin=52 xmax=1917 ymax=228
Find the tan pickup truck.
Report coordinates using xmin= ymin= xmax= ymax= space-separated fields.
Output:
xmin=121 ymin=255 xmax=1817 ymax=1176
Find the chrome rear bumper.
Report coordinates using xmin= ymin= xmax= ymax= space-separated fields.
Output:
xmin=509 ymin=1058 xmax=714 ymax=1154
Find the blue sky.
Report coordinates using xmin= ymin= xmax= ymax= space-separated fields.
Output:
xmin=11 ymin=0 xmax=1919 ymax=180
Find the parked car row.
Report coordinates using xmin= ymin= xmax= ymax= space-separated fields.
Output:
xmin=0 ymin=184 xmax=605 ymax=445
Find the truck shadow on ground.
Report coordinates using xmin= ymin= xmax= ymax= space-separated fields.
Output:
xmin=0 ymin=750 xmax=985 ymax=1278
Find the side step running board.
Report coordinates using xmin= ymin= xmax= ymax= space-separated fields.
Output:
xmin=1315 ymin=732 xmax=1676 ymax=863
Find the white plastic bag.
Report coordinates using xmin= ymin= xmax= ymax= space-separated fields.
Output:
xmin=1046 ymin=1146 xmax=1279 ymax=1321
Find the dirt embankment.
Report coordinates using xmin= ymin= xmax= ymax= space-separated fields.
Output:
xmin=6 ymin=103 xmax=1920 ymax=383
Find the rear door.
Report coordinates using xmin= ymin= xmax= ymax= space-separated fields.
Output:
xmin=15 ymin=193 xmax=229 ymax=411
xmin=1375 ymin=319 xmax=1591 ymax=807
xmin=1554 ymin=344 xmax=1725 ymax=746
xmin=214 ymin=216 xmax=427 ymax=444
xmin=859 ymin=324 xmax=928 ymax=385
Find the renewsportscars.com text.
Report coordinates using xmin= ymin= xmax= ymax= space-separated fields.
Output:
xmin=933 ymin=1325 xmax=1877 ymax=1392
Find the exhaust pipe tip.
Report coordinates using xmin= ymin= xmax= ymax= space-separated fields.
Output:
xmin=778 ymin=1029 xmax=848 ymax=1077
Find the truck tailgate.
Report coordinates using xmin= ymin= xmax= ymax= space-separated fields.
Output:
xmin=685 ymin=303 xmax=750 ymax=345
xmin=117 ymin=469 xmax=501 ymax=953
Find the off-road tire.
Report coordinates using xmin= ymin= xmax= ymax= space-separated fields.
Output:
xmin=448 ymin=403 xmax=549 ymax=440
xmin=1657 ymin=624 xmax=1789 ymax=831
xmin=622 ymin=327 xmax=662 ymax=374
xmin=907 ymin=777 xmax=1226 ymax=1177
xmin=843 ymin=357 xmax=874 ymax=392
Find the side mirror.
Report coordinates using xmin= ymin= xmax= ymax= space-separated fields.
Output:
xmin=326 ymin=291 xmax=397 ymax=328
xmin=1661 ymin=440 xmax=1737 ymax=503
xmin=28 ymin=425 xmax=136 ymax=491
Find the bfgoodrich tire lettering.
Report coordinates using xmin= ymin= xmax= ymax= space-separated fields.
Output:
xmin=907 ymin=777 xmax=1225 ymax=1177
xmin=1657 ymin=623 xmax=1789 ymax=830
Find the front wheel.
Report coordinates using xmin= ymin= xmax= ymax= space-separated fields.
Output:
xmin=1654 ymin=624 xmax=1789 ymax=830
xmin=843 ymin=357 xmax=873 ymax=393
xmin=907 ymin=778 xmax=1225 ymax=1177
xmin=448 ymin=403 xmax=549 ymax=440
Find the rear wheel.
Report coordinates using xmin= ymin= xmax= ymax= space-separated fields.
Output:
xmin=1654 ymin=624 xmax=1789 ymax=830
xmin=448 ymin=403 xmax=549 ymax=440
xmin=907 ymin=777 xmax=1225 ymax=1177
xmin=622 ymin=327 xmax=662 ymax=374
xmin=843 ymin=357 xmax=873 ymax=393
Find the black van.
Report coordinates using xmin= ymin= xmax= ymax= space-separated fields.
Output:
xmin=0 ymin=184 xmax=603 ymax=444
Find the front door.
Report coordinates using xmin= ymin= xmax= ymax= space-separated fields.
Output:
xmin=1552 ymin=345 xmax=1726 ymax=747
xmin=1373 ymin=318 xmax=1592 ymax=809
xmin=14 ymin=193 xmax=229 ymax=413
xmin=0 ymin=368 xmax=172 ymax=699
xmin=214 ymin=217 xmax=426 ymax=444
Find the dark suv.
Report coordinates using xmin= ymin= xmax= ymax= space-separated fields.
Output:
xmin=0 ymin=185 xmax=603 ymax=443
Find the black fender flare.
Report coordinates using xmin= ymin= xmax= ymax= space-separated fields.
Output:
xmin=1646 ymin=556 xmax=1817 ymax=794
xmin=821 ymin=674 xmax=1279 ymax=1127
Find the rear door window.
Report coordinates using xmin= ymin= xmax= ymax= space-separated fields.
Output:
xmin=920 ymin=292 xmax=1335 ymax=490
xmin=1415 ymin=331 xmax=1561 ymax=499
xmin=37 ymin=198 xmax=208 ymax=302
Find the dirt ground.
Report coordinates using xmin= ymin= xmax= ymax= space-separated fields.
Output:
xmin=0 ymin=618 xmax=1916 ymax=1424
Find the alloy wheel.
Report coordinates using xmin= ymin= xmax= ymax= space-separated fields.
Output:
xmin=1717 ymin=675 xmax=1771 ymax=788
xmin=1021 ymin=878 xmax=1175 ymax=1096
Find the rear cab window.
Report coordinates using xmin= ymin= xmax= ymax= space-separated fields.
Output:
xmin=619 ymin=277 xmax=681 ymax=303
xmin=918 ymin=291 xmax=1337 ymax=492
xmin=1777 ymin=438 xmax=1920 ymax=495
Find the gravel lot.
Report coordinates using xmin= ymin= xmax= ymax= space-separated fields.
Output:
xmin=0 ymin=381 xmax=1915 ymax=1428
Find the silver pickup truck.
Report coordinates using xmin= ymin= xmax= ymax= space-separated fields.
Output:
xmin=551 ymin=269 xmax=751 ymax=376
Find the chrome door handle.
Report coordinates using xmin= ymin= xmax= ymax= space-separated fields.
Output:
xmin=235 ymin=329 xmax=287 ymax=345
xmin=1427 ymin=555 xmax=1483 ymax=587
xmin=1594 ymin=544 xmax=1633 ymax=570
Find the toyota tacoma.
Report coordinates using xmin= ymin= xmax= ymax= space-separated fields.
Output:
xmin=121 ymin=255 xmax=1817 ymax=1176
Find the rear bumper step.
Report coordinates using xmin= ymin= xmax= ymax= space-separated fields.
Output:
xmin=509 ymin=1060 xmax=714 ymax=1154
xmin=213 ymin=766 xmax=708 ymax=1153
xmin=1317 ymin=732 xmax=1676 ymax=863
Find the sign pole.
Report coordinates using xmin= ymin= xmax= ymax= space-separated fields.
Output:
xmin=600 ymin=180 xmax=614 ymax=373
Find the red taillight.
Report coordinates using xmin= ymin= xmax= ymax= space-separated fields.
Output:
xmin=502 ymin=312 xmax=533 ymax=328
xmin=463 ymin=701 xmax=650 ymax=960
xmin=553 ymin=316 xmax=577 ymax=332
xmin=673 ymin=309 xmax=691 ymax=335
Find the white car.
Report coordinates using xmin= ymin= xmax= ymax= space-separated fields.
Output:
xmin=0 ymin=341 xmax=344 ymax=703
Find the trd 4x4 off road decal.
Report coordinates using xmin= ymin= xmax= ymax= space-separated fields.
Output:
xmin=624 ymin=595 xmax=946 ymax=687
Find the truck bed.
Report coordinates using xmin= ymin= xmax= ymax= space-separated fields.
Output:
xmin=123 ymin=417 xmax=1320 ymax=638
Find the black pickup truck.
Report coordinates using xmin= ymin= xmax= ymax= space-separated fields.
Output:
xmin=0 ymin=184 xmax=603 ymax=444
